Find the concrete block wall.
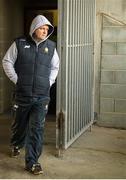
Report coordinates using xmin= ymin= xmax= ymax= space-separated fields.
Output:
xmin=0 ymin=0 xmax=24 ymax=113
xmin=99 ymin=16 xmax=126 ymax=128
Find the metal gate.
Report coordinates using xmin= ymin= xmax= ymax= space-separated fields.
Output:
xmin=56 ymin=0 xmax=95 ymax=151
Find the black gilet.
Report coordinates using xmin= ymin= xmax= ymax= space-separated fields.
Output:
xmin=14 ymin=36 xmax=55 ymax=97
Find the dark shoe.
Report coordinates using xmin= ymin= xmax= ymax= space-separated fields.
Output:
xmin=11 ymin=146 xmax=20 ymax=157
xmin=25 ymin=163 xmax=43 ymax=175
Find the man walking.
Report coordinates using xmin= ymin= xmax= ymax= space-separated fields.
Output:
xmin=2 ymin=15 xmax=59 ymax=175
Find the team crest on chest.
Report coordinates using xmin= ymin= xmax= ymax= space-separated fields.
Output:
xmin=44 ymin=47 xmax=48 ymax=53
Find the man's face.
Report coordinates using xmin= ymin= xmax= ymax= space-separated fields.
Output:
xmin=34 ymin=25 xmax=49 ymax=41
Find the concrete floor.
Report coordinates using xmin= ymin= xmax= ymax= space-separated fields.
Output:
xmin=0 ymin=114 xmax=126 ymax=179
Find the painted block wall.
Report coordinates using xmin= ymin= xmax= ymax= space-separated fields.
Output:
xmin=98 ymin=16 xmax=126 ymax=128
xmin=95 ymin=0 xmax=126 ymax=128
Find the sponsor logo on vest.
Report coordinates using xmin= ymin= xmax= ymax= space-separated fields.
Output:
xmin=24 ymin=45 xmax=30 ymax=48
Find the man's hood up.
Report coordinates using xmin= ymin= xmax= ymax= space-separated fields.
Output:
xmin=29 ymin=15 xmax=54 ymax=41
